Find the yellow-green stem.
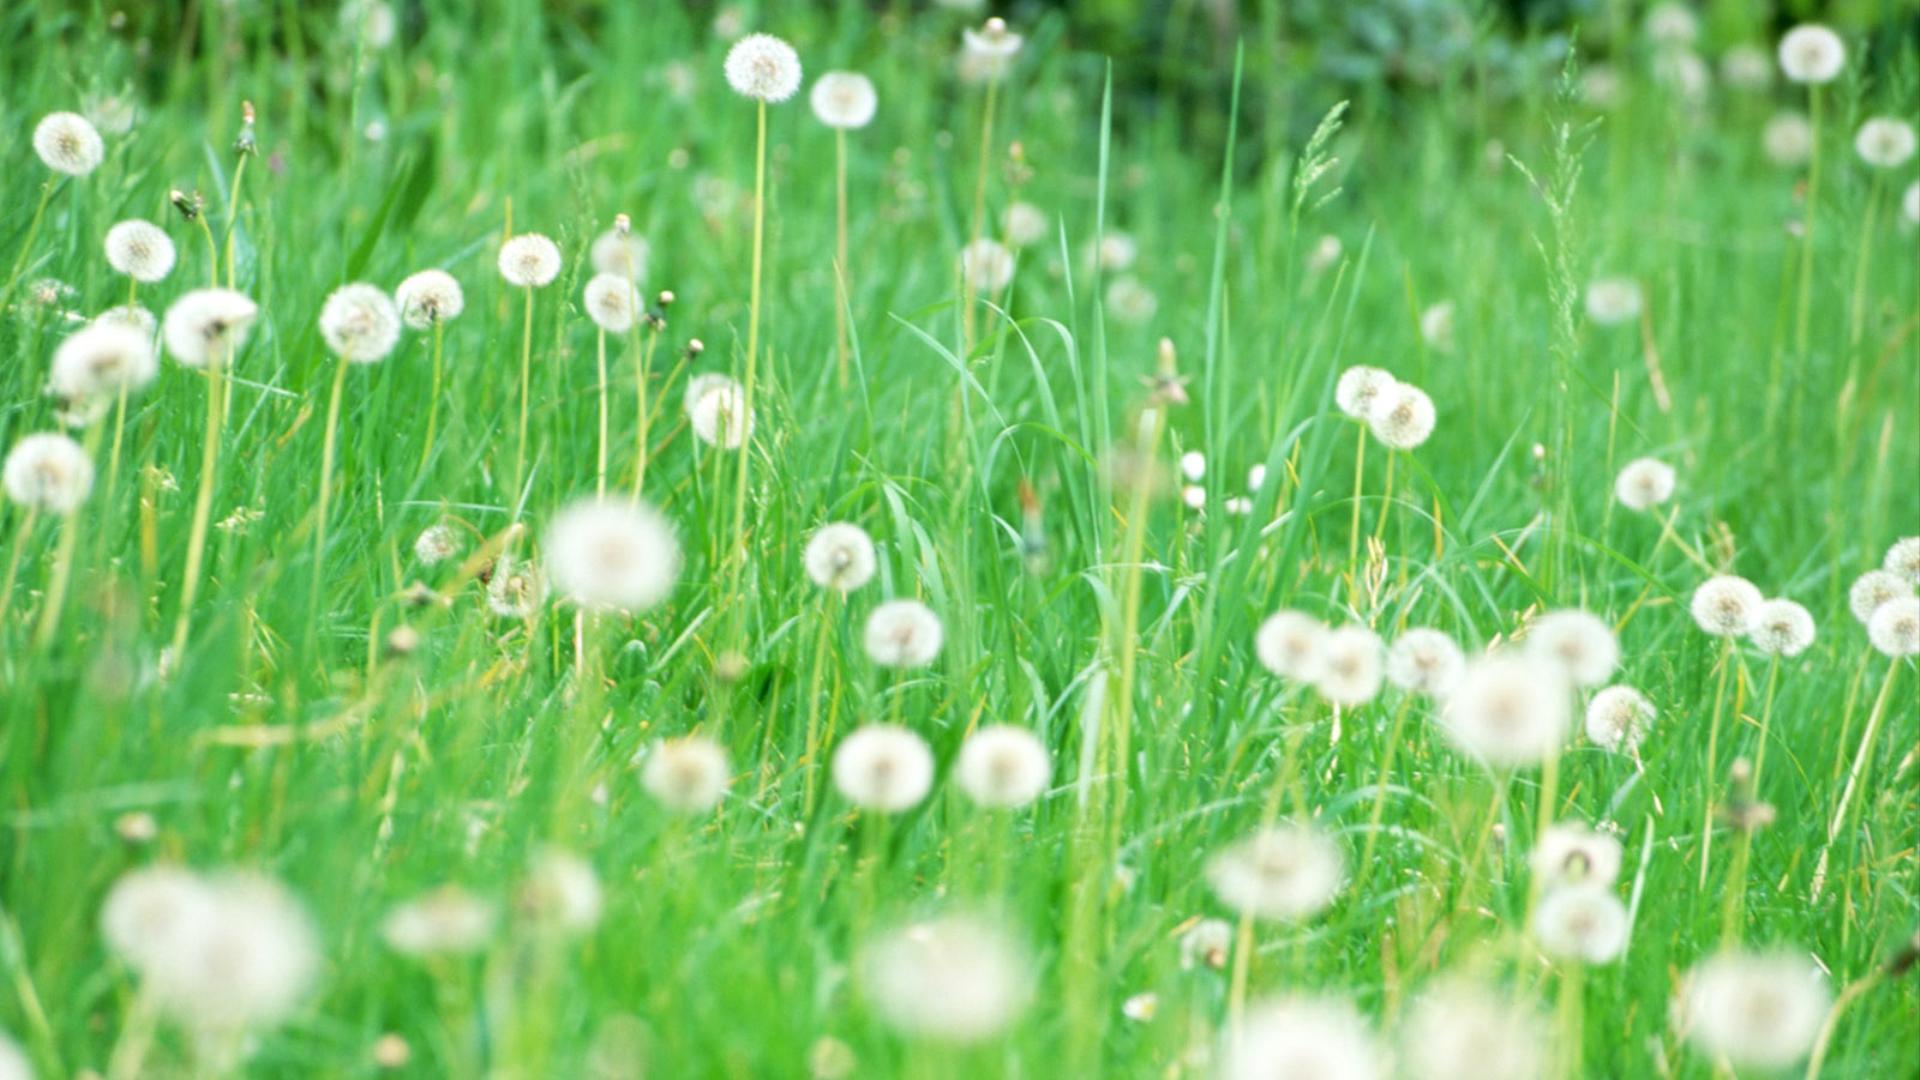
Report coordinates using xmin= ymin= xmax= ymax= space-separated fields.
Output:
xmin=419 ymin=320 xmax=444 ymax=475
xmin=311 ymin=357 xmax=351 ymax=628
xmin=515 ymin=286 xmax=535 ymax=501
xmin=170 ymin=351 xmax=228 ymax=660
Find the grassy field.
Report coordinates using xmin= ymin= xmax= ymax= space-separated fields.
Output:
xmin=2 ymin=1 xmax=1917 ymax=1076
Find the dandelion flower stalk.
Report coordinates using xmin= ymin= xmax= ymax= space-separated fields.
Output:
xmin=311 ymin=356 xmax=352 ymax=617
xmin=517 ymin=284 xmax=535 ymax=493
xmin=0 ymin=509 xmax=39 ymax=626
xmin=1810 ymin=660 xmax=1902 ymax=901
xmin=834 ymin=127 xmax=851 ymax=387
xmin=963 ymin=76 xmax=999 ymax=351
xmin=171 ymin=350 xmax=227 ymax=660
xmin=727 ymin=98 xmax=770 ymax=635
xmin=1 ymin=183 xmax=56 ymax=308
xmin=421 ymin=318 xmax=444 ymax=474
xmin=1793 ymin=84 xmax=1821 ymax=355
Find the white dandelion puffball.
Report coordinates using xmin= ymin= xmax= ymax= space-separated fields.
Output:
xmin=1387 ymin=628 xmax=1466 ymax=697
xmin=318 ymin=283 xmax=402 ymax=364
xmin=485 ymin=553 xmax=546 ymax=618
xmin=1580 ymin=65 xmax=1623 ymax=109
xmin=1095 ymin=232 xmax=1139 ymax=273
xmin=1584 ymin=277 xmax=1643 ymax=325
xmin=1179 ymin=450 xmax=1206 ymax=482
xmin=394 ymin=269 xmax=464 ymax=329
xmin=832 ymin=724 xmax=935 ymax=812
xmin=1440 ymin=656 xmax=1571 ymax=767
xmin=133 ymin=872 xmax=321 ymax=1044
xmin=1868 ymin=596 xmax=1920 ymax=657
xmin=1847 ymin=569 xmax=1909 ymax=625
xmin=1402 ymin=981 xmax=1548 ymax=1080
xmin=1531 ymin=823 xmax=1624 ymax=887
xmin=542 ymin=497 xmax=682 ymax=613
xmin=1854 ymin=117 xmax=1918 ymax=169
xmin=641 ymin=735 xmax=732 ymax=813
xmin=1334 ymin=365 xmax=1398 ymax=419
xmin=959 ymin=238 xmax=1014 ymax=293
xmin=1614 ymin=457 xmax=1677 ymax=511
xmin=0 ymin=1032 xmax=26 ymax=1080
xmin=954 ymin=725 xmax=1052 ymax=809
xmin=960 ymin=17 xmax=1024 ymax=82
xmin=49 ymin=322 xmax=158 ymax=402
xmin=1205 ymin=824 xmax=1344 ymax=922
xmin=1368 ymin=381 xmax=1436 ymax=450
xmin=685 ymin=374 xmax=753 ymax=450
xmin=100 ymin=865 xmax=218 ymax=972
xmin=1307 ymin=233 xmax=1343 ymax=272
xmin=1885 ymin=537 xmax=1920 ymax=584
xmin=1763 ymin=112 xmax=1814 ymax=167
xmin=1002 ymin=201 xmax=1047 ymax=247
xmin=1643 ymin=2 xmax=1697 ymax=47
xmin=1256 ymin=610 xmax=1328 ymax=682
xmin=1719 ymin=44 xmax=1773 ymax=91
xmin=583 ymin=273 xmax=641 ymax=334
xmin=804 ymin=522 xmax=878 ymax=592
xmin=1178 ymin=918 xmax=1233 ymax=970
xmin=1223 ymin=997 xmax=1384 ymax=1080
xmin=522 ymin=849 xmax=602 ymax=935
xmin=4 ymin=433 xmax=94 ymax=515
xmin=724 ymin=33 xmax=802 ymax=103
xmin=857 ymin=914 xmax=1032 ymax=1043
xmin=590 ymin=228 xmax=650 ymax=282
xmin=1419 ymin=300 xmax=1456 ymax=353
xmin=1105 ymin=277 xmax=1158 ymax=325
xmin=1530 ymin=884 xmax=1628 ymax=964
xmin=1652 ymin=51 xmax=1710 ymax=102
xmin=1905 ymin=181 xmax=1920 ymax=225
xmin=1749 ymin=598 xmax=1817 ymax=657
xmin=1585 ymin=685 xmax=1654 ymax=753
xmin=810 ymin=71 xmax=877 ymax=129
xmin=382 ymin=887 xmax=497 ymax=957
xmin=161 ymin=288 xmax=259 ymax=367
xmin=1315 ymin=625 xmax=1386 ymax=706
xmin=104 ymin=219 xmax=176 ymax=282
xmin=863 ymin=599 xmax=944 ymax=669
xmin=413 ymin=523 xmax=459 ymax=565
xmin=1680 ymin=951 xmax=1831 ymax=1070
xmin=95 ymin=303 xmax=158 ymax=338
xmin=498 ymin=233 xmax=562 ymax=288
xmin=1777 ymin=24 xmax=1845 ymax=84
xmin=1691 ymin=575 xmax=1764 ymax=637
xmin=33 ymin=111 xmax=104 ymax=175
xmin=1525 ymin=609 xmax=1620 ymax=689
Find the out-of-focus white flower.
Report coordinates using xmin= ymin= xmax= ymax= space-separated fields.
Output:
xmin=1386 ymin=629 xmax=1466 ymax=698
xmin=1614 ymin=457 xmax=1676 ymax=511
xmin=1777 ymin=25 xmax=1845 ymax=84
xmin=1530 ymin=885 xmax=1628 ymax=963
xmin=832 ymin=724 xmax=935 ymax=812
xmin=857 ymin=914 xmax=1031 ymax=1043
xmin=959 ymin=238 xmax=1014 ymax=293
xmin=1315 ymin=625 xmax=1385 ymax=706
xmin=1531 ymin=823 xmax=1623 ymax=887
xmin=4 ymin=433 xmax=94 ymax=515
xmin=954 ymin=725 xmax=1051 ymax=809
xmin=1763 ymin=112 xmax=1814 ymax=167
xmin=1401 ymin=980 xmax=1548 ymax=1080
xmin=1440 ymin=656 xmax=1571 ymax=767
xmin=1585 ymin=685 xmax=1654 ymax=753
xmin=640 ymin=735 xmax=732 ymax=813
xmin=803 ymin=522 xmax=878 ymax=592
xmin=1002 ymin=201 xmax=1047 ymax=247
xmin=1525 ymin=610 xmax=1619 ymax=689
xmin=382 ymin=887 xmax=497 ymax=957
xmin=810 ymin=71 xmax=877 ymax=129
xmin=542 ymin=497 xmax=682 ymax=613
xmin=1222 ymin=997 xmax=1384 ymax=1080
xmin=1585 ymin=278 xmax=1643 ymax=325
xmin=863 ymin=599 xmax=944 ymax=668
xmin=520 ymin=849 xmax=602 ymax=935
xmin=1419 ymin=301 xmax=1455 ymax=353
xmin=1855 ymin=117 xmax=1917 ymax=168
xmin=1679 ymin=950 xmax=1830 ymax=1070
xmin=1255 ymin=611 xmax=1327 ymax=682
xmin=1205 ymin=824 xmax=1344 ymax=922
xmin=725 ymin=33 xmax=803 ymax=103
xmin=33 ymin=112 xmax=104 ymax=175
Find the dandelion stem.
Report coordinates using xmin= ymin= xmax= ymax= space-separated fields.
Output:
xmin=31 ymin=431 xmax=97 ymax=650
xmin=515 ymin=285 xmax=535 ymax=501
xmin=0 ymin=182 xmax=55 ymax=308
xmin=419 ymin=319 xmax=444 ymax=475
xmin=1810 ymin=660 xmax=1901 ymax=902
xmin=834 ymin=127 xmax=851 ymax=390
xmin=222 ymin=152 xmax=248 ymax=291
xmin=0 ymin=510 xmax=40 ymax=630
xmin=1347 ymin=423 xmax=1367 ymax=598
xmin=1697 ymin=640 xmax=1734 ymax=889
xmin=728 ymin=100 xmax=769 ymax=638
xmin=962 ymin=77 xmax=999 ymax=352
xmin=170 ymin=349 xmax=228 ymax=661
xmin=596 ymin=327 xmax=609 ymax=497
xmin=1793 ymin=85 xmax=1821 ymax=357
xmin=1355 ymin=695 xmax=1416 ymax=886
xmin=802 ymin=593 xmax=838 ymax=819
xmin=311 ymin=357 xmax=351 ymax=630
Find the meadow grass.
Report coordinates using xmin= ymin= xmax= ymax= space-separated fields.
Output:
xmin=1 ymin=2 xmax=1916 ymax=1076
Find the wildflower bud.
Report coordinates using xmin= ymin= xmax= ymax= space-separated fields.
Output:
xmin=685 ymin=338 xmax=705 ymax=359
xmin=385 ymin=625 xmax=421 ymax=657
xmin=613 ymin=212 xmax=631 ymax=236
xmin=236 ymin=100 xmax=257 ymax=156
xmin=115 ymin=811 xmax=158 ymax=844
xmin=373 ymin=1034 xmax=411 ymax=1068
xmin=658 ymin=289 xmax=675 ymax=307
xmin=169 ymin=188 xmax=202 ymax=221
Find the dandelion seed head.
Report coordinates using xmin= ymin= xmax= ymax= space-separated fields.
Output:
xmin=1749 ymin=598 xmax=1816 ymax=657
xmin=1680 ymin=951 xmax=1830 ymax=1070
xmin=832 ymin=724 xmax=935 ymax=812
xmin=1255 ymin=611 xmax=1327 ymax=682
xmin=33 ymin=111 xmax=104 ymax=175
xmin=640 ymin=735 xmax=732 ymax=813
xmin=810 ymin=71 xmax=877 ymax=129
xmin=104 ymin=219 xmax=176 ymax=282
xmin=0 ymin=1032 xmax=26 ymax=1080
xmin=485 ymin=554 xmax=546 ymax=618
xmin=961 ymin=17 xmax=1025 ymax=65
xmin=498 ymin=233 xmax=562 ymax=288
xmin=1762 ymin=111 xmax=1814 ymax=166
xmin=161 ymin=288 xmax=258 ymax=367
xmin=413 ymin=523 xmax=459 ymax=565
xmin=1584 ymin=685 xmax=1654 ymax=753
xmin=94 ymin=303 xmax=158 ymax=338
xmin=1105 ymin=277 xmax=1158 ymax=325
xmin=959 ymin=238 xmax=1014 ymax=293
xmin=1441 ymin=655 xmax=1571 ymax=767
xmin=1847 ymin=569 xmax=1909 ymax=625
xmin=520 ymin=849 xmax=602 ymax=935
xmin=1002 ymin=201 xmax=1047 ymax=247
xmin=101 ymin=865 xmax=218 ymax=972
xmin=1530 ymin=884 xmax=1628 ymax=964
xmin=394 ymin=269 xmax=464 ymax=329
xmin=1420 ymin=300 xmax=1456 ymax=353
xmin=1904 ymin=181 xmax=1919 ymax=225
xmin=1525 ymin=609 xmax=1620 ymax=688
xmin=382 ymin=887 xmax=497 ymax=957
xmin=1868 ymin=596 xmax=1920 ymax=657
xmin=1222 ymin=997 xmax=1384 ymax=1080
xmin=49 ymin=322 xmax=157 ymax=402
xmin=1334 ymin=365 xmax=1397 ymax=420
xmin=134 ymin=872 xmax=321 ymax=1049
xmin=1652 ymin=51 xmax=1711 ymax=102
xmin=583 ymin=273 xmax=642 ymax=334
xmin=857 ymin=914 xmax=1032 ymax=1043
xmin=1614 ymin=457 xmax=1677 ymax=511
xmin=1719 ymin=44 xmax=1773 ymax=90
xmin=1315 ymin=625 xmax=1385 ymax=706
xmin=542 ymin=497 xmax=682 ymax=613
xmin=1402 ymin=981 xmax=1548 ymax=1080
xmin=1885 ymin=537 xmax=1920 ymax=584
xmin=1531 ymin=823 xmax=1623 ymax=888
xmin=1179 ymin=450 xmax=1206 ymax=482
xmin=724 ymin=33 xmax=803 ymax=103
xmin=1387 ymin=628 xmax=1466 ymax=698
xmin=319 ymin=283 xmax=402 ymax=363
xmin=803 ymin=522 xmax=878 ymax=592
xmin=1581 ymin=65 xmax=1623 ymax=109
xmin=1205 ymin=824 xmax=1344 ymax=922
xmin=1306 ymin=234 xmax=1343 ymax=272
xmin=685 ymin=374 xmax=753 ymax=449
xmin=954 ymin=725 xmax=1051 ymax=809
xmin=4 ymin=433 xmax=94 ymax=515
xmin=1368 ymin=382 xmax=1436 ymax=450
xmin=1854 ymin=117 xmax=1918 ymax=169
xmin=1584 ymin=277 xmax=1643 ymax=325
xmin=1691 ymin=575 xmax=1764 ymax=637
xmin=863 ymin=599 xmax=944 ymax=668
xmin=1179 ymin=917 xmax=1233 ymax=970
xmin=590 ymin=228 xmax=650 ymax=282
xmin=1777 ymin=24 xmax=1845 ymax=84
xmin=1643 ymin=2 xmax=1698 ymax=47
